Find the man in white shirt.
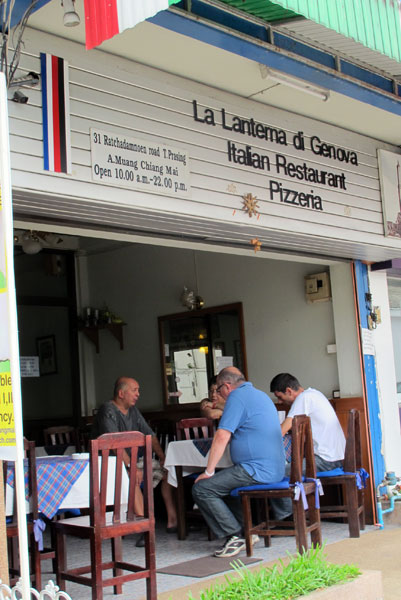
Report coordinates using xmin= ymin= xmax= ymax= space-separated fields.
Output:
xmin=269 ymin=372 xmax=345 ymax=520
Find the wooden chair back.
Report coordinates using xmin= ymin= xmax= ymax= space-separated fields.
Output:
xmin=176 ymin=417 xmax=215 ymax=441
xmin=43 ymin=425 xmax=80 ymax=450
xmin=290 ymin=415 xmax=316 ymax=483
xmin=4 ymin=438 xmax=39 ymax=525
xmin=148 ymin=418 xmax=176 ymax=454
xmin=343 ymin=409 xmax=361 ymax=472
xmin=89 ymin=431 xmax=154 ymax=527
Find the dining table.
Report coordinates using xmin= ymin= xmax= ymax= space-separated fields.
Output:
xmin=164 ymin=437 xmax=232 ymax=539
xmin=6 ymin=453 xmax=129 ymax=521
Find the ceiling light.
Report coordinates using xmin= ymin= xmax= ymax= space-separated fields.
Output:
xmin=21 ymin=232 xmax=42 ymax=255
xmin=62 ymin=0 xmax=80 ymax=27
xmin=260 ymin=65 xmax=330 ymax=101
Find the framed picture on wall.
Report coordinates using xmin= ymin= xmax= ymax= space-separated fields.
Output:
xmin=36 ymin=335 xmax=57 ymax=376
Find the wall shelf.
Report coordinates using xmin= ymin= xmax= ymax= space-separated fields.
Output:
xmin=79 ymin=322 xmax=126 ymax=353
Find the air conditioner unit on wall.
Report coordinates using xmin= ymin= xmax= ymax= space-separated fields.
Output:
xmin=305 ymin=272 xmax=331 ymax=303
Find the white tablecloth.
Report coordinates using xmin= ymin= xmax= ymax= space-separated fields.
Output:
xmin=35 ymin=445 xmax=75 ymax=457
xmin=6 ymin=455 xmax=129 ymax=516
xmin=164 ymin=439 xmax=233 ymax=487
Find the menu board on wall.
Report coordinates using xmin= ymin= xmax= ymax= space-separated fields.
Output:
xmin=90 ymin=128 xmax=191 ymax=198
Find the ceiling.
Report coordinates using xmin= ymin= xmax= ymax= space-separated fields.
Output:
xmin=24 ymin=0 xmax=401 ymax=147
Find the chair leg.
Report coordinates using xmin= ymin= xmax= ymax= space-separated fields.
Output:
xmin=264 ymin=499 xmax=271 ymax=548
xmin=55 ymin=531 xmax=66 ymax=591
xmin=345 ymin=481 xmax=360 ymax=538
xmin=307 ymin=493 xmax=322 ymax=548
xmin=111 ymin=537 xmax=123 ymax=595
xmin=241 ymin=495 xmax=253 ymax=557
xmin=293 ymin=499 xmax=308 ymax=553
xmin=359 ymin=491 xmax=366 ymax=531
xmin=175 ymin=467 xmax=187 ymax=540
xmin=90 ymin=533 xmax=103 ymax=600
xmin=31 ymin=533 xmax=42 ymax=590
xmin=145 ymin=528 xmax=157 ymax=600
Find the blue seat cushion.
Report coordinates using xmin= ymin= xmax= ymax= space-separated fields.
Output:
xmin=316 ymin=467 xmax=345 ymax=478
xmin=230 ymin=477 xmax=290 ymax=497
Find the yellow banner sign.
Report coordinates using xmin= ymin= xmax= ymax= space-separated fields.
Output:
xmin=0 ymin=187 xmax=15 ymax=445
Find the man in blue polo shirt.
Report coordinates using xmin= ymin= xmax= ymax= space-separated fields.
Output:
xmin=192 ymin=366 xmax=285 ymax=558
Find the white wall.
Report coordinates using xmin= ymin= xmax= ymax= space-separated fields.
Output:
xmin=330 ymin=263 xmax=363 ymax=396
xmin=369 ymin=270 xmax=401 ymax=474
xmin=83 ymin=242 xmax=340 ymax=412
xmin=9 ymin=28 xmax=401 ymax=263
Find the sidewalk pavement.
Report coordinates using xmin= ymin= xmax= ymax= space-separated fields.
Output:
xmin=157 ymin=525 xmax=401 ymax=600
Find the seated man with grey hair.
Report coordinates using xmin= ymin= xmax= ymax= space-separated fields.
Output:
xmin=92 ymin=376 xmax=178 ymax=544
xmin=192 ymin=367 xmax=285 ymax=558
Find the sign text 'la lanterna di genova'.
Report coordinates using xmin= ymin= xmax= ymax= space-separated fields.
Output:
xmin=193 ymin=100 xmax=358 ymax=212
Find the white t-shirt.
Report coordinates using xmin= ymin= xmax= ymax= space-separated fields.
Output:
xmin=288 ymin=388 xmax=345 ymax=462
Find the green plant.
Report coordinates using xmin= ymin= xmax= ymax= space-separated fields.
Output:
xmin=187 ymin=546 xmax=360 ymax=600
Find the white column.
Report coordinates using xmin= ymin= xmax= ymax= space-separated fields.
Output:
xmin=369 ymin=269 xmax=401 ymax=475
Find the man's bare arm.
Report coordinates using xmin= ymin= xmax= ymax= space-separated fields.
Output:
xmin=195 ymin=428 xmax=231 ymax=482
xmin=281 ymin=417 xmax=293 ymax=436
xmin=151 ymin=435 xmax=165 ymax=465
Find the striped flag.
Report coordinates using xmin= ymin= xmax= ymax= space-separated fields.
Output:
xmin=40 ymin=53 xmax=71 ymax=174
xmin=84 ymin=0 xmax=181 ymax=50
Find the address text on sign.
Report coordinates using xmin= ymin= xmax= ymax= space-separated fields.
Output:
xmin=90 ymin=128 xmax=190 ymax=197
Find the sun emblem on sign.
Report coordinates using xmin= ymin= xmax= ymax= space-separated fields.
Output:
xmin=242 ymin=193 xmax=259 ymax=218
xmin=250 ymin=238 xmax=262 ymax=253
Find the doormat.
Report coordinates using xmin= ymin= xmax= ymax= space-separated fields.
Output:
xmin=157 ymin=555 xmax=261 ymax=578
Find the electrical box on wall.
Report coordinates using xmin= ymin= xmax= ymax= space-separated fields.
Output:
xmin=305 ymin=272 xmax=331 ymax=303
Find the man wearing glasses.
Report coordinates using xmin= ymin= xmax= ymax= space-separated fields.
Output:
xmin=192 ymin=366 xmax=285 ymax=558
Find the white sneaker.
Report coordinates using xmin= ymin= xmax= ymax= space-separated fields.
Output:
xmin=214 ymin=535 xmax=246 ymax=558
xmin=251 ymin=534 xmax=260 ymax=545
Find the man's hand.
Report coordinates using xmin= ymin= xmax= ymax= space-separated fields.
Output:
xmin=195 ymin=471 xmax=214 ymax=483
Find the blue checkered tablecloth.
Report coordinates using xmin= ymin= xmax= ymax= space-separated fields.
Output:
xmin=283 ymin=433 xmax=292 ymax=462
xmin=7 ymin=456 xmax=88 ymax=519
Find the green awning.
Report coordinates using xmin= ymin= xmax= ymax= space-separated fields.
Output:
xmin=218 ymin=0 xmax=401 ymax=62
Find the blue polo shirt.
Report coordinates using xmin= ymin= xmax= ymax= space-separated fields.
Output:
xmin=219 ymin=382 xmax=285 ymax=483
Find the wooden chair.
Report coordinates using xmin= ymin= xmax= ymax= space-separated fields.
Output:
xmin=175 ymin=417 xmax=215 ymax=540
xmin=175 ymin=417 xmax=215 ymax=442
xmin=43 ymin=425 xmax=80 ymax=451
xmin=149 ymin=418 xmax=176 ymax=454
xmin=231 ymin=415 xmax=322 ymax=555
xmin=4 ymin=438 xmax=42 ymax=588
xmin=317 ymin=409 xmax=367 ymax=537
xmin=53 ymin=431 xmax=156 ymax=600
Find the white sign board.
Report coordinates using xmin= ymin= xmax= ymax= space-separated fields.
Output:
xmin=90 ymin=128 xmax=191 ymax=197
xmin=361 ymin=328 xmax=375 ymax=356
xmin=216 ymin=356 xmax=233 ymax=373
xmin=20 ymin=356 xmax=40 ymax=378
